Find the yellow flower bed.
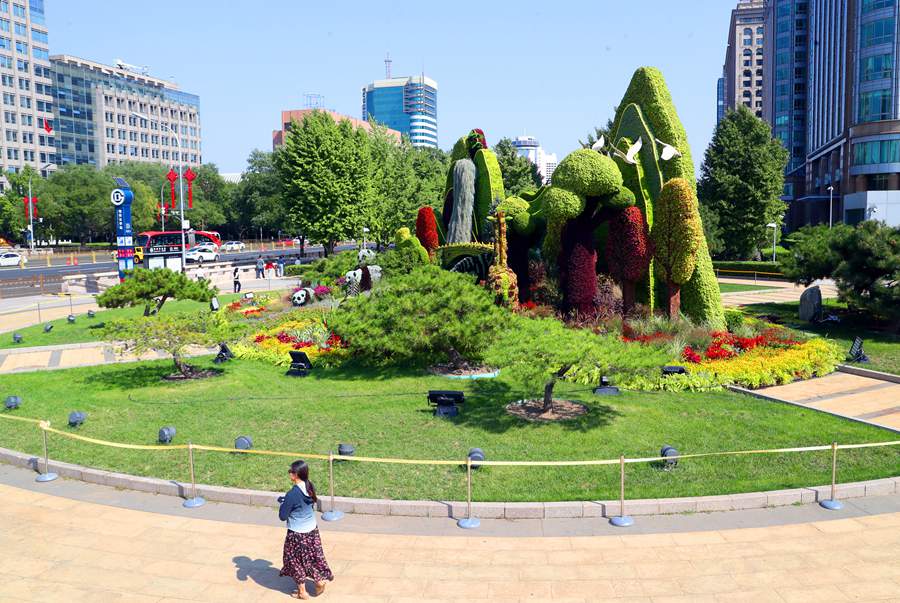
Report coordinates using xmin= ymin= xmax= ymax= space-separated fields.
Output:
xmin=232 ymin=316 xmax=347 ymax=367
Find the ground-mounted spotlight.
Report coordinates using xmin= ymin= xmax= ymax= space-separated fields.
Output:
xmin=213 ymin=342 xmax=234 ymax=364
xmin=210 ymin=297 xmax=220 ymax=312
xmin=467 ymin=447 xmax=485 ymax=470
xmin=158 ymin=426 xmax=177 ymax=444
xmin=593 ymin=375 xmax=620 ymax=396
xmin=87 ymin=310 xmax=96 ymax=318
xmin=68 ymin=411 xmax=86 ymax=427
xmin=12 ymin=333 xmax=22 ymax=344
xmin=43 ymin=324 xmax=53 ymax=333
xmin=662 ymin=365 xmax=687 ymax=376
xmin=428 ymin=390 xmax=465 ymax=418
xmin=67 ymin=315 xmax=76 ymax=324
xmin=338 ymin=443 xmax=355 ymax=457
xmin=235 ymin=435 xmax=253 ymax=450
xmin=286 ymin=350 xmax=312 ymax=377
xmin=660 ymin=445 xmax=679 ymax=470
xmin=5 ymin=395 xmax=21 ymax=410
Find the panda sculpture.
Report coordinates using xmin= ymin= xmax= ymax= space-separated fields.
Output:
xmin=291 ymin=287 xmax=316 ymax=307
xmin=358 ymin=248 xmax=376 ymax=265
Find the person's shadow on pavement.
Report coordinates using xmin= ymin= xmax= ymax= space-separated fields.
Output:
xmin=233 ymin=556 xmax=296 ymax=595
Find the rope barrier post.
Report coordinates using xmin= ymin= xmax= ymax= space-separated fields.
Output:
xmin=182 ymin=441 xmax=206 ymax=508
xmin=35 ymin=421 xmax=58 ymax=483
xmin=820 ymin=441 xmax=843 ymax=510
xmin=322 ymin=451 xmax=344 ymax=521
xmin=36 ymin=302 xmax=40 ymax=324
xmin=609 ymin=455 xmax=634 ymax=527
xmin=457 ymin=456 xmax=480 ymax=529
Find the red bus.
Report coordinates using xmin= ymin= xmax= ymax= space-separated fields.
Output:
xmin=134 ymin=230 xmax=222 ymax=263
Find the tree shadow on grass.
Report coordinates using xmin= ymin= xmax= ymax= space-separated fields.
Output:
xmin=435 ymin=378 xmax=622 ymax=434
xmin=84 ymin=362 xmax=208 ymax=390
xmin=308 ymin=361 xmax=435 ymax=383
xmin=745 ymin=301 xmax=900 ymax=345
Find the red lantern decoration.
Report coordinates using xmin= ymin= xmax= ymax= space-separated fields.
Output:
xmin=183 ymin=167 xmax=196 ymax=210
xmin=166 ymin=169 xmax=178 ymax=209
xmin=22 ymin=197 xmax=37 ymax=219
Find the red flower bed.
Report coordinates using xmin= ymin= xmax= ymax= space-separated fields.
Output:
xmin=681 ymin=329 xmax=802 ymax=363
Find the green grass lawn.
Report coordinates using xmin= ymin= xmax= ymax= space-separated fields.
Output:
xmin=718 ymin=283 xmax=781 ymax=294
xmin=744 ymin=300 xmax=900 ymax=376
xmin=0 ymin=358 xmax=896 ymax=502
xmin=0 ymin=294 xmax=243 ymax=350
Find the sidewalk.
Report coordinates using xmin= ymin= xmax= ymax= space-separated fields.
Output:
xmin=0 ymin=340 xmax=215 ymax=374
xmin=719 ymin=277 xmax=839 ymax=307
xmin=1 ymin=463 xmax=899 ymax=601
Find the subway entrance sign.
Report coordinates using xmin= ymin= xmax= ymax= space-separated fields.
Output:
xmin=111 ymin=178 xmax=134 ymax=281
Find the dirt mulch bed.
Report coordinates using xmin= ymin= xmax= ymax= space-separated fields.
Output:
xmin=506 ymin=399 xmax=589 ymax=422
xmin=428 ymin=363 xmax=498 ymax=378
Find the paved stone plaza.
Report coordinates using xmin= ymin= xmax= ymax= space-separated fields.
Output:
xmin=0 ymin=463 xmax=899 ymax=602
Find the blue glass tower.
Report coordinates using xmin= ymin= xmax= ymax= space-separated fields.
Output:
xmin=362 ymin=75 xmax=438 ymax=148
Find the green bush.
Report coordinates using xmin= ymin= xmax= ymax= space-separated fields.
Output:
xmin=330 ymin=266 xmax=503 ymax=367
xmin=495 ymin=196 xmax=532 ymax=234
xmin=285 ymin=250 xmax=358 ymax=284
xmin=779 ymin=225 xmax=850 ymax=285
xmin=724 ymin=308 xmax=745 ymax=333
xmin=380 ymin=228 xmax=429 ymax=276
xmin=551 ymin=149 xmax=622 ymax=198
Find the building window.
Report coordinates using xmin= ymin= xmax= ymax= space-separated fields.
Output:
xmin=863 ymin=0 xmax=893 ymax=12
xmin=859 ymin=89 xmax=893 ymax=122
xmin=30 ymin=28 xmax=47 ymax=44
xmin=860 ymin=53 xmax=893 ymax=81
xmin=868 ymin=173 xmax=891 ymax=190
xmin=860 ymin=17 xmax=895 ymax=47
xmin=853 ymin=139 xmax=900 ymax=165
xmin=12 ymin=4 xmax=24 ymax=18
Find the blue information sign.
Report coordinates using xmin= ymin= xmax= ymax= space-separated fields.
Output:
xmin=111 ymin=178 xmax=135 ymax=281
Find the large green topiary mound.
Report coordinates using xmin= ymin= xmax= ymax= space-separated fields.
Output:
xmin=473 ymin=148 xmax=505 ymax=239
xmin=551 ymin=149 xmax=623 ymax=198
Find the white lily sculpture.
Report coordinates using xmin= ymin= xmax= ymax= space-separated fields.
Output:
xmin=591 ymin=135 xmax=606 ymax=153
xmin=655 ymin=138 xmax=682 ymax=161
xmin=613 ymin=136 xmax=643 ymax=165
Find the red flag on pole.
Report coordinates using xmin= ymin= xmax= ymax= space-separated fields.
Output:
xmin=184 ymin=167 xmax=196 ymax=210
xmin=166 ymin=169 xmax=178 ymax=209
xmin=43 ymin=119 xmax=53 ymax=134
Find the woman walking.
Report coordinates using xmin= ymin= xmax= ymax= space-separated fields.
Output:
xmin=278 ymin=460 xmax=333 ymax=598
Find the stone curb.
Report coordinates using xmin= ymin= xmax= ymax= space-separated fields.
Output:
xmin=838 ymin=364 xmax=900 ymax=385
xmin=1 ymin=446 xmax=897 ymax=519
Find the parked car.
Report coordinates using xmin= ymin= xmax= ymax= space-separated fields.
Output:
xmin=221 ymin=240 xmax=245 ymax=252
xmin=184 ymin=245 xmax=219 ymax=263
xmin=0 ymin=251 xmax=25 ymax=267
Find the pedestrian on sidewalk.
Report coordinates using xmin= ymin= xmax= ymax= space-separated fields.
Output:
xmin=195 ymin=264 xmax=206 ymax=282
xmin=278 ymin=460 xmax=333 ymax=599
xmin=255 ymin=256 xmax=265 ymax=279
xmin=233 ymin=267 xmax=241 ymax=293
xmin=277 ymin=256 xmax=286 ymax=277
xmin=264 ymin=258 xmax=275 ymax=279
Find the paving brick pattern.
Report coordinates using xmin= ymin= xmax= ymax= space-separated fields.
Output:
xmin=1 ymin=482 xmax=899 ymax=602
xmin=719 ymin=278 xmax=839 ymax=307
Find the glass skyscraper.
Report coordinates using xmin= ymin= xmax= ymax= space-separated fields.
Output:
xmin=362 ymin=75 xmax=438 ymax=148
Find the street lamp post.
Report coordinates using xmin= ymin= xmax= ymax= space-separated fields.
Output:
xmin=133 ymin=112 xmax=186 ymax=271
xmin=27 ymin=162 xmax=55 ymax=252
xmin=827 ymin=185 xmax=834 ymax=228
xmin=766 ymin=222 xmax=778 ymax=263
xmin=159 ymin=183 xmax=166 ymax=230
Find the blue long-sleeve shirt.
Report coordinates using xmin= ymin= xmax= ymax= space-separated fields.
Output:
xmin=278 ymin=483 xmax=317 ymax=533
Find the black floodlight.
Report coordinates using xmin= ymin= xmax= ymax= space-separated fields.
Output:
xmin=662 ymin=365 xmax=687 ymax=376
xmin=593 ymin=375 xmax=620 ymax=396
xmin=286 ymin=350 xmax=312 ymax=377
xmin=68 ymin=411 xmax=86 ymax=427
xmin=235 ymin=435 xmax=253 ymax=450
xmin=213 ymin=342 xmax=234 ymax=364
xmin=5 ymin=395 xmax=21 ymax=410
xmin=467 ymin=447 xmax=485 ymax=470
xmin=338 ymin=443 xmax=355 ymax=457
xmin=428 ymin=390 xmax=465 ymax=418
xmin=12 ymin=333 xmax=22 ymax=344
xmin=87 ymin=310 xmax=96 ymax=318
xmin=67 ymin=315 xmax=75 ymax=324
xmin=158 ymin=426 xmax=176 ymax=444
xmin=43 ymin=324 xmax=53 ymax=333
xmin=660 ymin=445 xmax=679 ymax=469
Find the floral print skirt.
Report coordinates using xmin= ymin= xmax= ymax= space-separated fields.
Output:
xmin=280 ymin=528 xmax=334 ymax=584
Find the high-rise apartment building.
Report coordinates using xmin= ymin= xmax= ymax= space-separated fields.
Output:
xmin=722 ymin=0 xmax=767 ymax=119
xmin=362 ymin=74 xmax=438 ymax=148
xmin=51 ymin=55 xmax=201 ymax=169
xmin=0 ymin=0 xmax=54 ymax=185
xmin=762 ymin=0 xmax=809 ymax=205
xmin=511 ymin=135 xmax=557 ymax=184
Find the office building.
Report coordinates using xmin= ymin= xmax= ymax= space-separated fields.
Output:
xmin=272 ymin=108 xmax=400 ymax=149
xmin=716 ymin=72 xmax=726 ymax=124
xmin=0 ymin=0 xmax=54 ymax=185
xmin=762 ymin=0 xmax=808 ymax=207
xmin=722 ymin=0 xmax=767 ymax=119
xmin=51 ymin=55 xmax=201 ymax=169
xmin=362 ymin=73 xmax=438 ymax=148
xmin=511 ymin=135 xmax=558 ymax=184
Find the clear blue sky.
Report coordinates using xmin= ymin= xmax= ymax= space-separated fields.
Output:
xmin=48 ymin=1 xmax=735 ymax=175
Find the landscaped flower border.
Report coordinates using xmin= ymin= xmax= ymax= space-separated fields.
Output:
xmin=232 ymin=314 xmax=348 ymax=367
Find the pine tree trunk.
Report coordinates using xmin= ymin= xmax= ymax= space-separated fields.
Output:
xmin=173 ymin=352 xmax=191 ymax=377
xmin=542 ymin=378 xmax=556 ymax=414
xmin=667 ymin=282 xmax=681 ymax=320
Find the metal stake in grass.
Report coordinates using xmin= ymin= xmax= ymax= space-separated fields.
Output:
xmin=820 ymin=442 xmax=843 ymax=511
xmin=457 ymin=456 xmax=480 ymax=529
xmin=609 ymin=455 xmax=634 ymax=527
xmin=35 ymin=422 xmax=58 ymax=483
xmin=183 ymin=442 xmax=206 ymax=508
xmin=322 ymin=451 xmax=344 ymax=522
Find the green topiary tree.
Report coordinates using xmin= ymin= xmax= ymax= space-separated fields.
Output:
xmin=381 ymin=227 xmax=430 ymax=276
xmin=330 ymin=265 xmax=503 ymax=368
xmin=473 ymin=148 xmax=505 ymax=239
xmin=651 ymin=179 xmax=703 ymax=319
xmin=97 ymin=268 xmax=217 ymax=317
xmin=551 ymin=149 xmax=623 ymax=198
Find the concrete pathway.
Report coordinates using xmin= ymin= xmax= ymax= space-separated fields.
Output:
xmin=0 ymin=341 xmax=214 ymax=374
xmin=758 ymin=370 xmax=900 ymax=432
xmin=1 ymin=463 xmax=899 ymax=602
xmin=0 ymin=295 xmax=99 ymax=335
xmin=719 ymin=278 xmax=839 ymax=307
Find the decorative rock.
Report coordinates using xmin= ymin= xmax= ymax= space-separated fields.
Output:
xmin=799 ymin=285 xmax=822 ymax=322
